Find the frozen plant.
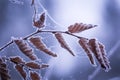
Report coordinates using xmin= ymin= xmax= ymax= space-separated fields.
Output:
xmin=0 ymin=0 xmax=111 ymax=80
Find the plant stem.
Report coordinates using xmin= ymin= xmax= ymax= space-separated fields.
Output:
xmin=0 ymin=40 xmax=13 ymax=51
xmin=40 ymin=30 xmax=83 ymax=39
xmin=0 ymin=29 xmax=83 ymax=51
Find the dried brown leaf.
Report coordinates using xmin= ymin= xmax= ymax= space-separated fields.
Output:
xmin=0 ymin=57 xmax=11 ymax=80
xmin=14 ymin=38 xmax=38 ymax=60
xmin=88 ymin=39 xmax=110 ymax=71
xmin=26 ymin=61 xmax=49 ymax=69
xmin=15 ymin=64 xmax=27 ymax=80
xmin=33 ymin=12 xmax=46 ymax=28
xmin=98 ymin=42 xmax=111 ymax=69
xmin=78 ymin=37 xmax=96 ymax=65
xmin=30 ymin=71 xmax=41 ymax=80
xmin=68 ymin=23 xmax=97 ymax=33
xmin=88 ymin=39 xmax=106 ymax=68
xmin=10 ymin=56 xmax=25 ymax=64
xmin=54 ymin=32 xmax=75 ymax=56
xmin=25 ymin=61 xmax=41 ymax=69
xmin=29 ymin=36 xmax=57 ymax=57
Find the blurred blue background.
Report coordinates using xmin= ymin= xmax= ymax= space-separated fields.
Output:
xmin=0 ymin=0 xmax=120 ymax=80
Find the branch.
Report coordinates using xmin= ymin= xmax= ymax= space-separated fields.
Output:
xmin=0 ymin=29 xmax=83 ymax=52
xmin=0 ymin=40 xmax=13 ymax=51
xmin=0 ymin=30 xmax=38 ymax=51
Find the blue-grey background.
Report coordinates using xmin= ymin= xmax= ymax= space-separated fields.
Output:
xmin=0 ymin=0 xmax=120 ymax=80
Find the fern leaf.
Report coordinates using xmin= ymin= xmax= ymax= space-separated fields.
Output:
xmin=29 ymin=36 xmax=57 ymax=57
xmin=68 ymin=23 xmax=97 ymax=33
xmin=54 ymin=32 xmax=75 ymax=56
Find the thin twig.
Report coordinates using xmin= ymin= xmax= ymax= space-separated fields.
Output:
xmin=23 ymin=30 xmax=39 ymax=40
xmin=40 ymin=30 xmax=83 ymax=39
xmin=0 ymin=30 xmax=37 ymax=51
xmin=0 ymin=40 xmax=13 ymax=51
xmin=65 ymin=31 xmax=83 ymax=39
xmin=0 ymin=30 xmax=38 ymax=51
xmin=0 ymin=30 xmax=83 ymax=52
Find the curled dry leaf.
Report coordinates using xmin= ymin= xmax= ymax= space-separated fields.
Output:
xmin=29 ymin=36 xmax=57 ymax=57
xmin=0 ymin=57 xmax=11 ymax=80
xmin=98 ymin=42 xmax=111 ymax=69
xmin=26 ymin=61 xmax=49 ymax=69
xmin=88 ymin=39 xmax=110 ymax=71
xmin=30 ymin=71 xmax=41 ymax=80
xmin=78 ymin=37 xmax=96 ymax=65
xmin=26 ymin=61 xmax=41 ymax=69
xmin=68 ymin=23 xmax=97 ymax=33
xmin=14 ymin=38 xmax=38 ymax=60
xmin=54 ymin=32 xmax=75 ymax=56
xmin=33 ymin=12 xmax=46 ymax=29
xmin=15 ymin=64 xmax=27 ymax=80
xmin=10 ymin=56 xmax=25 ymax=64
xmin=88 ymin=39 xmax=106 ymax=68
